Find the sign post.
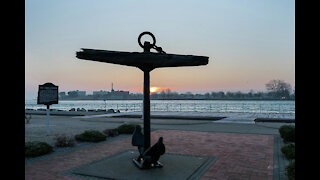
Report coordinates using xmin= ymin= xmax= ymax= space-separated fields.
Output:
xmin=37 ymin=83 xmax=59 ymax=136
xmin=46 ymin=104 xmax=50 ymax=136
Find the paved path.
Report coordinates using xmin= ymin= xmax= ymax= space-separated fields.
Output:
xmin=25 ymin=114 xmax=293 ymax=180
xmin=78 ymin=111 xmax=295 ymax=124
xmin=26 ymin=130 xmax=277 ymax=180
xmin=25 ymin=114 xmax=292 ymax=145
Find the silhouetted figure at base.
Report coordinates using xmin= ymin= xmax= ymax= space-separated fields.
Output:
xmin=131 ymin=125 xmax=165 ymax=169
xmin=131 ymin=125 xmax=144 ymax=162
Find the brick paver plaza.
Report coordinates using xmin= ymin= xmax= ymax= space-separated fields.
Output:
xmin=25 ymin=129 xmax=275 ymax=180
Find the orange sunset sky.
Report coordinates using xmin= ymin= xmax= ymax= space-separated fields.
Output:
xmin=25 ymin=0 xmax=295 ymax=99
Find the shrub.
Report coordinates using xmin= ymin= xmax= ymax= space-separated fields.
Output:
xmin=25 ymin=141 xmax=53 ymax=157
xmin=75 ymin=130 xmax=107 ymax=142
xmin=281 ymin=143 xmax=295 ymax=160
xmin=286 ymin=160 xmax=295 ymax=180
xmin=55 ymin=134 xmax=76 ymax=147
xmin=279 ymin=125 xmax=295 ymax=142
xmin=117 ymin=124 xmax=141 ymax=134
xmin=103 ymin=129 xmax=119 ymax=137
xmin=107 ymin=109 xmax=115 ymax=113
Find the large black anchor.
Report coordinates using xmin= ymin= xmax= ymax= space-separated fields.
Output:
xmin=76 ymin=31 xmax=208 ymax=169
xmin=131 ymin=125 xmax=165 ymax=169
xmin=130 ymin=32 xmax=166 ymax=169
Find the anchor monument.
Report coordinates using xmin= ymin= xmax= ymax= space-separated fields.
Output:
xmin=76 ymin=32 xmax=209 ymax=169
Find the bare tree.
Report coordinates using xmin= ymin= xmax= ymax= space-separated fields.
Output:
xmin=265 ymin=80 xmax=292 ymax=99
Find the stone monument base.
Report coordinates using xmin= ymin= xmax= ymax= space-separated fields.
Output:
xmin=62 ymin=150 xmax=217 ymax=180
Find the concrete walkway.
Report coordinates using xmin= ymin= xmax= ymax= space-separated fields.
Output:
xmin=77 ymin=111 xmax=295 ymax=124
xmin=25 ymin=113 xmax=294 ymax=180
xmin=25 ymin=113 xmax=293 ymax=145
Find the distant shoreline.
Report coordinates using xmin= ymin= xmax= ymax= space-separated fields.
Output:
xmin=57 ymin=99 xmax=295 ymax=101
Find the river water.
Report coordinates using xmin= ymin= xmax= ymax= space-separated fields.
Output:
xmin=25 ymin=100 xmax=295 ymax=114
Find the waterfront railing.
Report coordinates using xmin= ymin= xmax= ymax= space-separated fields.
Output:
xmin=87 ymin=103 xmax=295 ymax=114
xmin=26 ymin=102 xmax=295 ymax=114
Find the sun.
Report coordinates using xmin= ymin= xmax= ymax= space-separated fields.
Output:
xmin=150 ymin=87 xmax=159 ymax=93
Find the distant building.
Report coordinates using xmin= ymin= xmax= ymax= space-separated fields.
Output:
xmin=77 ymin=91 xmax=86 ymax=96
xmin=60 ymin=83 xmax=130 ymax=100
xmin=93 ymin=90 xmax=108 ymax=96
xmin=109 ymin=83 xmax=129 ymax=99
xmin=59 ymin=92 xmax=66 ymax=97
xmin=68 ymin=90 xmax=86 ymax=97
xmin=108 ymin=90 xmax=130 ymax=99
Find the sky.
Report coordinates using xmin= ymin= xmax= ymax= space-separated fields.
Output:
xmin=25 ymin=0 xmax=295 ymax=99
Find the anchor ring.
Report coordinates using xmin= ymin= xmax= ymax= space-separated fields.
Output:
xmin=138 ymin=32 xmax=156 ymax=48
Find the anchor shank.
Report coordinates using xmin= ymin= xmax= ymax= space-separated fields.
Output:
xmin=143 ymin=69 xmax=151 ymax=150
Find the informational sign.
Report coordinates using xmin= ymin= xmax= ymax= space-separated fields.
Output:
xmin=37 ymin=83 xmax=59 ymax=105
xmin=37 ymin=82 xmax=58 ymax=136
